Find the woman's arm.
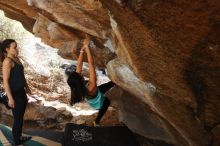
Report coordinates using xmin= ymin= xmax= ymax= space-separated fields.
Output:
xmin=75 ymin=46 xmax=85 ymax=74
xmin=84 ymin=39 xmax=97 ymax=96
xmin=2 ymin=58 xmax=15 ymax=108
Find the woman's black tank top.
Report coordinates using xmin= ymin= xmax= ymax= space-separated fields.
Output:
xmin=8 ymin=58 xmax=26 ymax=93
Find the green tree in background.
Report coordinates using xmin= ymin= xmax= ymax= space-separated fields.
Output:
xmin=0 ymin=11 xmax=29 ymax=43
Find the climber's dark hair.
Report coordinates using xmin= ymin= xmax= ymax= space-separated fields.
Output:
xmin=0 ymin=39 xmax=16 ymax=62
xmin=66 ymin=71 xmax=87 ymax=105
xmin=65 ymin=64 xmax=76 ymax=76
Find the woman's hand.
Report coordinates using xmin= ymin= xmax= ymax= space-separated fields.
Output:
xmin=82 ymin=38 xmax=90 ymax=49
xmin=8 ymin=98 xmax=15 ymax=108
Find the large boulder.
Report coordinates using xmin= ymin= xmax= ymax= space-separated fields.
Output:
xmin=0 ymin=0 xmax=220 ymax=145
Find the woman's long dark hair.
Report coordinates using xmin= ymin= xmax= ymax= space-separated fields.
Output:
xmin=0 ymin=39 xmax=16 ymax=62
xmin=67 ymin=71 xmax=87 ymax=105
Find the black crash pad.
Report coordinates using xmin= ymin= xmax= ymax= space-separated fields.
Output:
xmin=62 ymin=123 xmax=139 ymax=146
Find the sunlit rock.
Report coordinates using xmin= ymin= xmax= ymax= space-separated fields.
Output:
xmin=0 ymin=0 xmax=220 ymax=145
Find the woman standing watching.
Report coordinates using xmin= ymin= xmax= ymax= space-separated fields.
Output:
xmin=0 ymin=39 xmax=31 ymax=146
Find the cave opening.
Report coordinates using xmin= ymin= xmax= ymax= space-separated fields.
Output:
xmin=0 ymin=10 xmax=119 ymax=131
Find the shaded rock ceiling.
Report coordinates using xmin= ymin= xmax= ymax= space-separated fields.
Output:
xmin=0 ymin=0 xmax=220 ymax=145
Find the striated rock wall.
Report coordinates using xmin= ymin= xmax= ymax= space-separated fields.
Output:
xmin=0 ymin=0 xmax=220 ymax=145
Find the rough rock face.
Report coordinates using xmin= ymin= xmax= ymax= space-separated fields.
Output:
xmin=0 ymin=0 xmax=115 ymax=68
xmin=0 ymin=0 xmax=220 ymax=145
xmin=0 ymin=102 xmax=121 ymax=130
